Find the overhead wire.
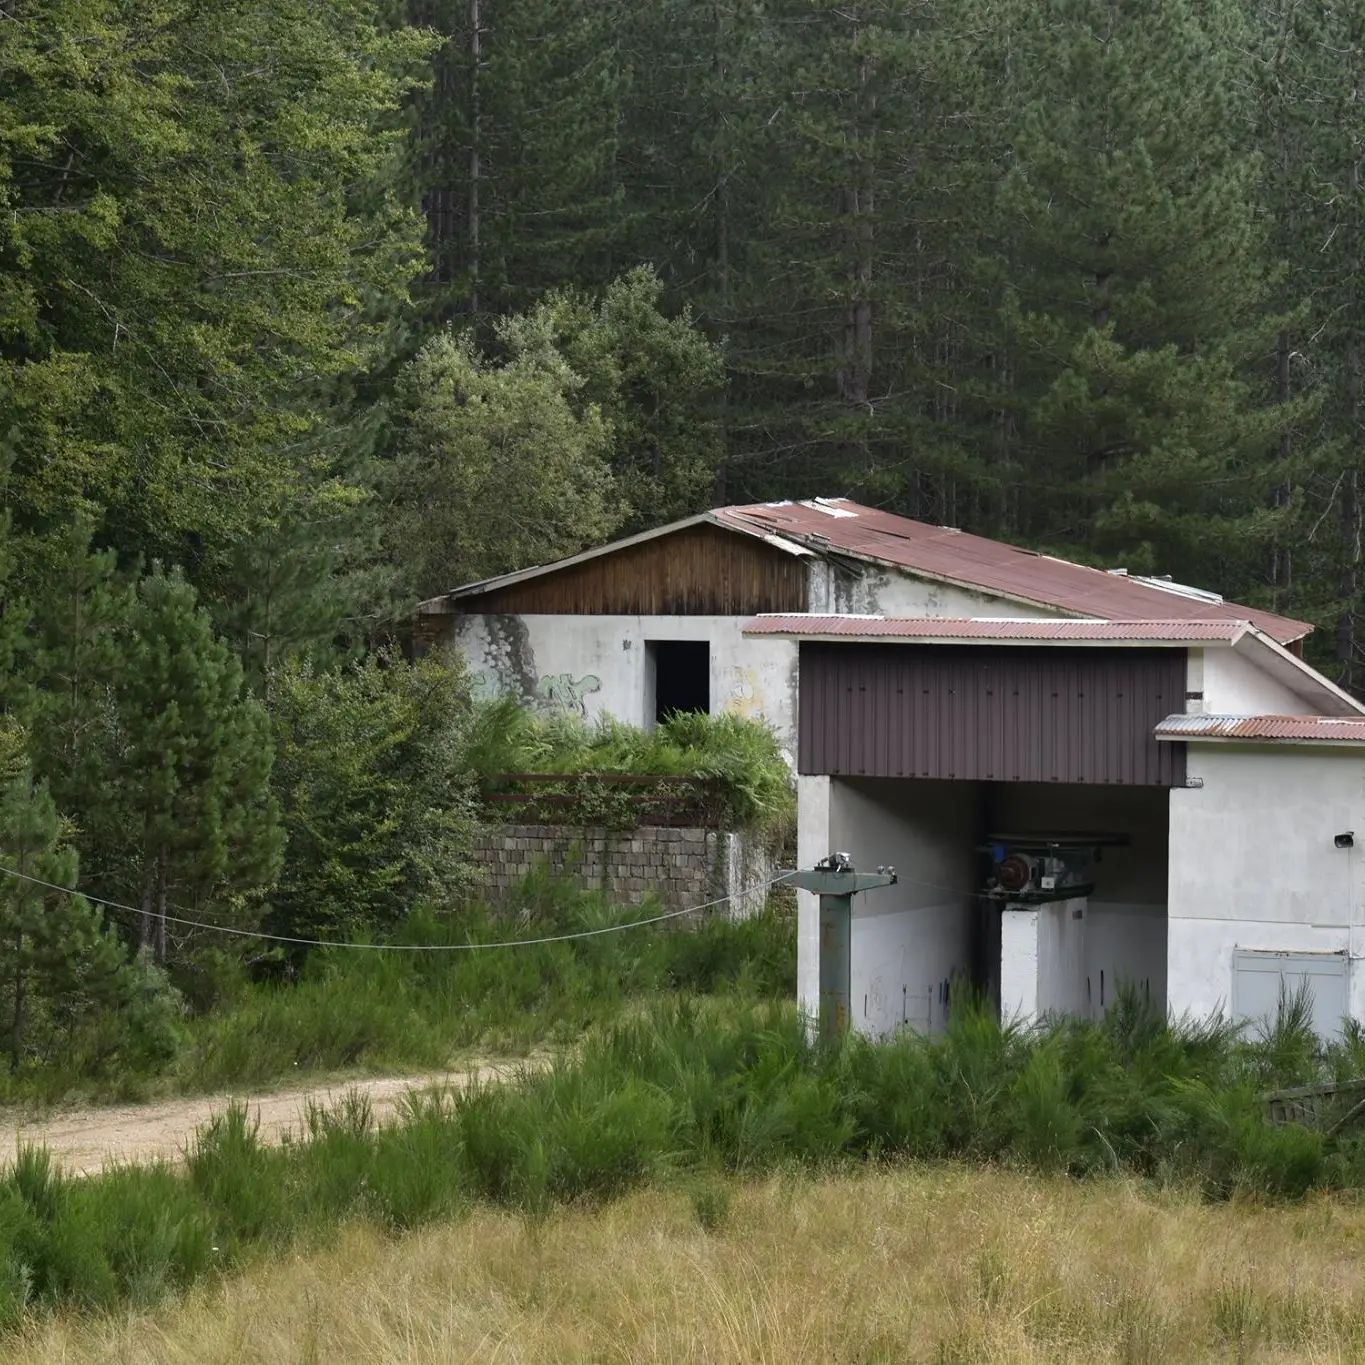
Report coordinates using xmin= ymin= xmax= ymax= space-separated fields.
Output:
xmin=0 ymin=858 xmax=1011 ymax=955
xmin=0 ymin=864 xmax=795 ymax=952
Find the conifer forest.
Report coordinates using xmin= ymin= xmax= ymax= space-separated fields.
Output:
xmin=0 ymin=0 xmax=1362 ymax=1068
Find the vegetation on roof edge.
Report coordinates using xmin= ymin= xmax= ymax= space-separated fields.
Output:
xmin=466 ymin=701 xmax=795 ymax=838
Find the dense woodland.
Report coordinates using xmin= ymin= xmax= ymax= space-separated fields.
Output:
xmin=0 ymin=0 xmax=1361 ymax=1067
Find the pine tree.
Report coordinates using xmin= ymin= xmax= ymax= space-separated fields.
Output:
xmin=1251 ymin=0 xmax=1365 ymax=685
xmin=266 ymin=651 xmax=479 ymax=944
xmin=405 ymin=0 xmax=633 ymax=326
xmin=702 ymin=0 xmax=1001 ymax=516
xmin=114 ymin=570 xmax=282 ymax=962
xmin=987 ymin=0 xmax=1287 ymax=586
xmin=18 ymin=518 xmax=133 ymax=892
xmin=0 ymin=736 xmax=157 ymax=1074
xmin=0 ymin=0 xmax=433 ymax=592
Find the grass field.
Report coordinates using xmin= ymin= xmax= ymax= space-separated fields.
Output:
xmin=8 ymin=1164 xmax=1365 ymax=1363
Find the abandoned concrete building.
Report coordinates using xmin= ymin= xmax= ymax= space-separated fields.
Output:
xmin=417 ymin=497 xmax=1365 ymax=1038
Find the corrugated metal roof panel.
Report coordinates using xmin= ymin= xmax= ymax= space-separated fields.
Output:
xmin=1154 ymin=715 xmax=1365 ymax=743
xmin=717 ymin=500 xmax=1311 ymax=644
xmin=744 ymin=616 xmax=1244 ymax=643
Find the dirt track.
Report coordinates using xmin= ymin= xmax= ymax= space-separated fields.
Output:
xmin=0 ymin=1062 xmax=527 ymax=1176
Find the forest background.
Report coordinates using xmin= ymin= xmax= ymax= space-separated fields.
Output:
xmin=0 ymin=0 xmax=1361 ymax=1073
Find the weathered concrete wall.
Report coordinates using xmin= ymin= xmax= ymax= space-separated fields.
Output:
xmin=1001 ymin=896 xmax=1089 ymax=1022
xmin=808 ymin=561 xmax=1063 ymax=619
xmin=470 ymin=823 xmax=777 ymax=920
xmin=999 ymin=908 xmax=1041 ymax=1021
xmin=799 ymin=776 xmax=979 ymax=1036
xmin=447 ymin=561 xmax=1065 ymax=770
xmin=451 ymin=612 xmax=802 ymax=762
xmin=1168 ymin=744 xmax=1365 ymax=1024
xmin=1037 ymin=897 xmax=1089 ymax=1018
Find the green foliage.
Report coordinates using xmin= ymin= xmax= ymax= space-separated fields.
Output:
xmin=989 ymin=0 xmax=1288 ymax=585
xmin=12 ymin=984 xmax=1365 ymax=1327
xmin=112 ymin=569 xmax=282 ymax=962
xmin=183 ymin=889 xmax=797 ymax=1091
xmin=0 ymin=744 xmax=182 ymax=1077
xmin=265 ymin=649 xmax=480 ymax=944
xmin=386 ymin=328 xmax=624 ymax=602
xmin=399 ymin=0 xmax=631 ymax=320
xmin=0 ymin=0 xmax=434 ymax=583
xmin=467 ymin=703 xmax=795 ymax=837
xmin=497 ymin=268 xmax=726 ymax=527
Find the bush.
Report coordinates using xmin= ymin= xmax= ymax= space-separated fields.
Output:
xmin=264 ymin=650 xmax=481 ymax=945
xmin=5 ymin=990 xmax=1365 ymax=1329
xmin=467 ymin=702 xmax=795 ymax=839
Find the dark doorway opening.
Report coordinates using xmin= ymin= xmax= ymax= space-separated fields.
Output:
xmin=649 ymin=640 xmax=710 ymax=724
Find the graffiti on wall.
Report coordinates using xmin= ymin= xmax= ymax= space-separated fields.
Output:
xmin=470 ymin=671 xmax=503 ymax=703
xmin=535 ymin=673 xmax=602 ymax=716
xmin=469 ymin=670 xmax=602 ymax=717
xmin=724 ymin=665 xmax=764 ymax=719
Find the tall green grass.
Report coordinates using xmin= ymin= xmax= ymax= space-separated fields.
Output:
xmin=5 ymin=987 xmax=1365 ymax=1328
xmin=177 ymin=882 xmax=796 ymax=1092
xmin=0 ymin=871 xmax=796 ymax=1105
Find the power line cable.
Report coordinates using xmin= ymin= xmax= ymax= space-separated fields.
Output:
xmin=0 ymin=864 xmax=793 ymax=952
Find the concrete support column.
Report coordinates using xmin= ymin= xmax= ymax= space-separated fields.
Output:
xmin=796 ymin=774 xmax=832 ymax=1022
xmin=999 ymin=907 xmax=1040 ymax=1023
xmin=999 ymin=897 xmax=1088 ymax=1024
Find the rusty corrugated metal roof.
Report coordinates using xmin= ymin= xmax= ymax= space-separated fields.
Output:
xmin=743 ymin=616 xmax=1246 ymax=643
xmin=1154 ymin=715 xmax=1365 ymax=743
xmin=717 ymin=499 xmax=1311 ymax=645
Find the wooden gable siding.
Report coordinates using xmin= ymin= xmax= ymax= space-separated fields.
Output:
xmin=454 ymin=523 xmax=811 ymax=616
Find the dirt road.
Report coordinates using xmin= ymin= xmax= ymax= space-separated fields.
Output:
xmin=0 ymin=1062 xmax=528 ymax=1176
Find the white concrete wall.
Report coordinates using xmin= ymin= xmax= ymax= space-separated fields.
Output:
xmin=1168 ymin=745 xmax=1365 ymax=1024
xmin=990 ymin=785 xmax=1169 ymax=1016
xmin=797 ymin=776 xmax=979 ymax=1036
xmin=796 ymin=774 xmax=833 ymax=1022
xmin=809 ymin=561 xmax=1063 ymax=619
xmin=1195 ymin=647 xmax=1311 ymax=715
xmin=1037 ymin=898 xmax=1089 ymax=1017
xmin=1001 ymin=897 xmax=1088 ymax=1022
xmin=1000 ymin=908 xmax=1041 ymax=1021
xmin=451 ymin=613 xmax=801 ymax=760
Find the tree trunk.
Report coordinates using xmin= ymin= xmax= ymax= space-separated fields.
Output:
xmin=838 ymin=22 xmax=874 ymax=453
xmin=155 ymin=848 xmax=169 ymax=963
xmin=9 ymin=843 xmax=27 ymax=1074
xmin=139 ymin=858 xmax=156 ymax=956
xmin=1341 ymin=137 xmax=1362 ymax=686
xmin=710 ymin=0 xmax=733 ymax=506
xmin=9 ymin=934 xmax=25 ymax=1075
xmin=468 ymin=0 xmax=482 ymax=318
xmin=1271 ymin=327 xmax=1293 ymax=593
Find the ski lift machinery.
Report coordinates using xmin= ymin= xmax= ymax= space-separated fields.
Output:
xmin=977 ymin=832 xmax=1129 ymax=903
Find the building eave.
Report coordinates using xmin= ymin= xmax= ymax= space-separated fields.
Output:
xmin=1229 ymin=629 xmax=1365 ymax=717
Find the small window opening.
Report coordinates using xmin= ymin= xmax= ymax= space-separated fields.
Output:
xmin=648 ymin=640 xmax=710 ymax=725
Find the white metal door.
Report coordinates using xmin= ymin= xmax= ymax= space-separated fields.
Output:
xmin=1231 ymin=950 xmax=1349 ymax=1042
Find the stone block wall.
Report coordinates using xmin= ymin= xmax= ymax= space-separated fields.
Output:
xmin=470 ymin=824 xmax=777 ymax=919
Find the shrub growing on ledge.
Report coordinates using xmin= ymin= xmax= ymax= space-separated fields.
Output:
xmin=467 ymin=703 xmax=795 ymax=839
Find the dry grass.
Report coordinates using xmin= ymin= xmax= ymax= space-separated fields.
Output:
xmin=8 ymin=1164 xmax=1365 ymax=1364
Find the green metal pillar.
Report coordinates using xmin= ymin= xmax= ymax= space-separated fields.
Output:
xmin=789 ymin=858 xmax=898 ymax=1040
